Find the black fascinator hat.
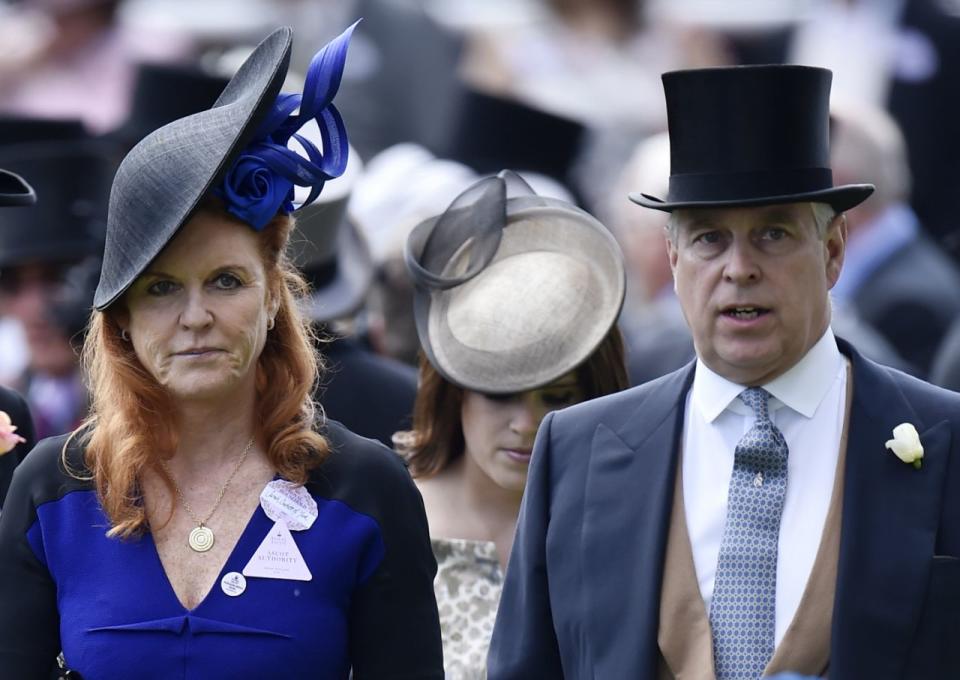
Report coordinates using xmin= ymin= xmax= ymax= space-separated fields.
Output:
xmin=94 ymin=22 xmax=357 ymax=310
xmin=631 ymin=65 xmax=874 ymax=213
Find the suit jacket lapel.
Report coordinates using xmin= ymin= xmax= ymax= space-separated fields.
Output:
xmin=831 ymin=341 xmax=953 ymax=678
xmin=581 ymin=364 xmax=695 ymax=678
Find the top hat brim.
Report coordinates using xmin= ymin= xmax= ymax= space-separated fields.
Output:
xmin=93 ymin=27 xmax=293 ymax=310
xmin=629 ymin=183 xmax=875 ymax=214
xmin=0 ymin=170 xmax=36 ymax=207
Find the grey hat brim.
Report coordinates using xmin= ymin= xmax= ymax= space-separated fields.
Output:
xmin=417 ymin=201 xmax=625 ymax=394
xmin=93 ymin=27 xmax=293 ymax=310
xmin=630 ymin=183 xmax=875 ymax=214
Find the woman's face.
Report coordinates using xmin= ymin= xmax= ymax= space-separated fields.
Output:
xmin=120 ymin=211 xmax=278 ymax=406
xmin=461 ymin=372 xmax=583 ymax=493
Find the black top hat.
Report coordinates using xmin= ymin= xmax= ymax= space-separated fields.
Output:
xmin=443 ymin=88 xmax=584 ymax=185
xmin=631 ymin=65 xmax=874 ymax=212
xmin=0 ymin=170 xmax=36 ymax=208
xmin=107 ymin=61 xmax=232 ymax=149
xmin=0 ymin=116 xmax=88 ymax=147
xmin=0 ymin=142 xmax=114 ymax=268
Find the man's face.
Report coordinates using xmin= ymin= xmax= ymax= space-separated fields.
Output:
xmin=667 ymin=202 xmax=845 ymax=385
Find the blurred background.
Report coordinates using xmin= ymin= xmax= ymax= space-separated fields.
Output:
xmin=2 ymin=0 xmax=959 ymax=441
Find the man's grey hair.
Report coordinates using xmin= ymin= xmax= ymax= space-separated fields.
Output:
xmin=810 ymin=202 xmax=837 ymax=238
xmin=665 ymin=202 xmax=838 ymax=242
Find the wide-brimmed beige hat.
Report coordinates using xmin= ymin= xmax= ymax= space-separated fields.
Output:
xmin=405 ymin=170 xmax=624 ymax=394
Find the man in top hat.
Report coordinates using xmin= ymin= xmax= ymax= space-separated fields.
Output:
xmin=488 ymin=65 xmax=960 ymax=679
xmin=0 ymin=169 xmax=38 ymax=510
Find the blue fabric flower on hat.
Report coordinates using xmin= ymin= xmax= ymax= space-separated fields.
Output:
xmin=218 ymin=21 xmax=356 ymax=230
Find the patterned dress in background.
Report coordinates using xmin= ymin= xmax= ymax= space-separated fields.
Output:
xmin=432 ymin=538 xmax=504 ymax=679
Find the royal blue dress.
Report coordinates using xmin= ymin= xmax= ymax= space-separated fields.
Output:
xmin=0 ymin=421 xmax=443 ymax=680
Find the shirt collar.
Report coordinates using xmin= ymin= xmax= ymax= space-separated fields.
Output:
xmin=692 ymin=328 xmax=843 ymax=422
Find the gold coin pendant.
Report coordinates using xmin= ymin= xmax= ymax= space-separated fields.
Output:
xmin=189 ymin=525 xmax=215 ymax=553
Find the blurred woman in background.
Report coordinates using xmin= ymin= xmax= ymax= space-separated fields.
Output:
xmin=395 ymin=170 xmax=628 ymax=677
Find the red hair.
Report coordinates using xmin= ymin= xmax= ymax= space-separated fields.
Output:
xmin=73 ymin=208 xmax=328 ymax=538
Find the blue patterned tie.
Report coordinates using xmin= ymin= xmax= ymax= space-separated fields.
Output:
xmin=709 ymin=387 xmax=789 ymax=679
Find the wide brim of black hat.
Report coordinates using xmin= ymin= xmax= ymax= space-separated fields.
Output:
xmin=93 ymin=27 xmax=293 ymax=310
xmin=301 ymin=219 xmax=374 ymax=324
xmin=629 ymin=183 xmax=875 ymax=214
xmin=0 ymin=240 xmax=100 ymax=270
xmin=0 ymin=169 xmax=36 ymax=207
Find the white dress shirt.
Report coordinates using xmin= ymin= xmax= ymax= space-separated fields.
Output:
xmin=682 ymin=328 xmax=848 ymax=646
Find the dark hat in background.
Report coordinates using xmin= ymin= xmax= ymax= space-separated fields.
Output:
xmin=405 ymin=170 xmax=624 ymax=394
xmin=50 ymin=255 xmax=103 ymax=342
xmin=93 ymin=27 xmax=294 ymax=310
xmin=0 ymin=116 xmax=89 ymax=147
xmin=631 ymin=64 xmax=874 ymax=212
xmin=291 ymin=143 xmax=372 ymax=324
xmin=441 ymin=87 xmax=585 ymax=188
xmin=0 ymin=170 xmax=36 ymax=208
xmin=0 ymin=141 xmax=114 ymax=268
xmin=105 ymin=61 xmax=231 ymax=150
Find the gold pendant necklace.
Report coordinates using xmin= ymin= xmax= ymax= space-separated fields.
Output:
xmin=161 ymin=437 xmax=254 ymax=553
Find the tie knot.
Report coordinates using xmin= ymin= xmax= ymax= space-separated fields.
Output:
xmin=739 ymin=387 xmax=771 ymax=420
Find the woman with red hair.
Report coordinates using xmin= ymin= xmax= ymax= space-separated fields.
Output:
xmin=0 ymin=25 xmax=441 ymax=680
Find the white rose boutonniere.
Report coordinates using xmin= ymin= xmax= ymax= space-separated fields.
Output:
xmin=885 ymin=423 xmax=924 ymax=469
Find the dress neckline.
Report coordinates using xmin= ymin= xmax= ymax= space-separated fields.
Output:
xmin=144 ymin=492 xmax=269 ymax=612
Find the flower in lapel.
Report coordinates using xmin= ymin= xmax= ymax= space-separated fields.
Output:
xmin=885 ymin=423 xmax=924 ymax=469
xmin=0 ymin=410 xmax=26 ymax=455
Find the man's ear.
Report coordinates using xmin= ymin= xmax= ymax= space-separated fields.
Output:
xmin=666 ymin=228 xmax=679 ymax=276
xmin=824 ymin=213 xmax=847 ymax=289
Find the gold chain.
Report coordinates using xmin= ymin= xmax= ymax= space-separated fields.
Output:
xmin=161 ymin=437 xmax=254 ymax=527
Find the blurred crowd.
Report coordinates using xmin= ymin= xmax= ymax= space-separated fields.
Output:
xmin=2 ymin=0 xmax=960 ymax=444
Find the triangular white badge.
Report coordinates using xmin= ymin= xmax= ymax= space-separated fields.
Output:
xmin=242 ymin=520 xmax=312 ymax=581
